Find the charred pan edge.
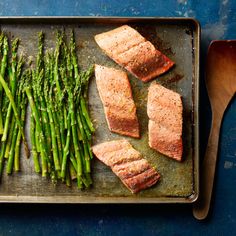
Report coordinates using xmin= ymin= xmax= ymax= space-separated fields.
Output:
xmin=0 ymin=17 xmax=200 ymax=204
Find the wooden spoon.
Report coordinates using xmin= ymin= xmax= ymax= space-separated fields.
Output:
xmin=193 ymin=40 xmax=236 ymax=220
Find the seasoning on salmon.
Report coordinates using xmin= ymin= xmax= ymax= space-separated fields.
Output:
xmin=147 ymin=82 xmax=183 ymax=161
xmin=95 ymin=64 xmax=140 ymax=138
xmin=92 ymin=139 xmax=160 ymax=193
xmin=94 ymin=25 xmax=174 ymax=82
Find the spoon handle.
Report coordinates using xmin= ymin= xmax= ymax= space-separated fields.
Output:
xmin=193 ymin=112 xmax=223 ymax=220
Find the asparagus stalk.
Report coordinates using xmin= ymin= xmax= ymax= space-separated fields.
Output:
xmin=25 ymin=84 xmax=48 ymax=177
xmin=6 ymin=121 xmax=18 ymax=174
xmin=4 ymin=116 xmax=15 ymax=158
xmin=14 ymin=71 xmax=27 ymax=172
xmin=5 ymin=56 xmax=24 ymax=160
xmin=2 ymin=38 xmax=19 ymax=142
xmin=68 ymin=30 xmax=95 ymax=187
xmin=0 ymin=73 xmax=29 ymax=157
xmin=30 ymin=114 xmax=41 ymax=173
xmin=61 ymin=114 xmax=71 ymax=180
xmin=66 ymin=54 xmax=84 ymax=187
xmin=14 ymin=127 xmax=22 ymax=171
xmin=71 ymin=110 xmax=83 ymax=188
xmin=0 ymin=142 xmax=6 ymax=179
xmin=31 ymin=71 xmax=40 ymax=154
xmin=44 ymin=52 xmax=60 ymax=171
xmin=65 ymin=165 xmax=71 ymax=187
xmin=54 ymin=31 xmax=63 ymax=102
xmin=51 ymin=111 xmax=62 ymax=170
xmin=35 ymin=33 xmax=52 ymax=158
xmin=0 ymin=35 xmax=9 ymax=134
xmin=69 ymin=162 xmax=77 ymax=180
xmin=2 ymin=30 xmax=95 ymax=187
xmin=0 ymin=33 xmax=3 ymax=52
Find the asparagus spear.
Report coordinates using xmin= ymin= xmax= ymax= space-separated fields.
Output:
xmin=2 ymin=38 xmax=19 ymax=142
xmin=14 ymin=69 xmax=27 ymax=172
xmin=35 ymin=32 xmax=52 ymax=158
xmin=2 ymin=30 xmax=95 ymax=187
xmin=61 ymin=114 xmax=71 ymax=180
xmin=0 ymin=143 xmax=6 ymax=179
xmin=44 ymin=52 xmax=60 ymax=171
xmin=4 ymin=55 xmax=24 ymax=159
xmin=30 ymin=114 xmax=41 ymax=173
xmin=0 ymin=35 xmax=9 ymax=134
xmin=0 ymin=36 xmax=7 ymax=175
xmin=6 ymin=121 xmax=18 ymax=174
xmin=0 ymin=73 xmax=29 ymax=157
xmin=24 ymin=76 xmax=49 ymax=177
xmin=4 ymin=116 xmax=15 ymax=158
xmin=68 ymin=30 xmax=95 ymax=187
xmin=14 ymin=126 xmax=22 ymax=172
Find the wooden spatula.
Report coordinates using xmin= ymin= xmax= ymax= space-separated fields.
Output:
xmin=193 ymin=40 xmax=236 ymax=220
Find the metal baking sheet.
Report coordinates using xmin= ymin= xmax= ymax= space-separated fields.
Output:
xmin=0 ymin=17 xmax=199 ymax=203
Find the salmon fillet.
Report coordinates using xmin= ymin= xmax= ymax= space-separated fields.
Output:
xmin=95 ymin=64 xmax=139 ymax=138
xmin=92 ymin=139 xmax=160 ymax=193
xmin=147 ymin=82 xmax=183 ymax=161
xmin=94 ymin=25 xmax=174 ymax=82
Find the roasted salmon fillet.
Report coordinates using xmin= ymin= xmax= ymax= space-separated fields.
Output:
xmin=94 ymin=25 xmax=174 ymax=82
xmin=92 ymin=139 xmax=160 ymax=193
xmin=95 ymin=64 xmax=140 ymax=138
xmin=147 ymin=82 xmax=183 ymax=161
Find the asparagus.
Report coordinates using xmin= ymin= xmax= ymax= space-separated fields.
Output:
xmin=4 ymin=116 xmax=15 ymax=158
xmin=14 ymin=126 xmax=22 ymax=171
xmin=8 ymin=71 xmax=26 ymax=174
xmin=14 ymin=68 xmax=27 ymax=172
xmin=6 ymin=121 xmax=18 ymax=174
xmin=4 ymin=55 xmax=24 ymax=160
xmin=35 ymin=33 xmax=52 ymax=158
xmin=24 ymin=76 xmax=49 ymax=177
xmin=52 ymin=112 xmax=62 ymax=170
xmin=0 ymin=30 xmax=95 ymax=188
xmin=0 ymin=33 xmax=3 ymax=52
xmin=54 ymin=31 xmax=63 ymax=102
xmin=0 ymin=71 xmax=29 ymax=158
xmin=61 ymin=114 xmax=71 ymax=180
xmin=69 ymin=30 xmax=95 ymax=187
xmin=69 ymin=162 xmax=77 ymax=180
xmin=65 ymin=165 xmax=71 ymax=187
xmin=0 ymin=142 xmax=6 ymax=179
xmin=27 ymin=33 xmax=54 ymax=178
xmin=30 ymin=114 xmax=40 ymax=173
xmin=45 ymin=52 xmax=61 ymax=171
xmin=2 ymin=38 xmax=19 ymax=142
xmin=0 ymin=37 xmax=28 ymax=178
xmin=67 ymin=57 xmax=83 ymax=187
xmin=0 ymin=35 xmax=9 ymax=134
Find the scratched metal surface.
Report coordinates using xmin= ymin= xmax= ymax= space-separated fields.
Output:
xmin=0 ymin=17 xmax=199 ymax=203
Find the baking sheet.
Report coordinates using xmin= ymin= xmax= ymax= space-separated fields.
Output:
xmin=0 ymin=17 xmax=199 ymax=203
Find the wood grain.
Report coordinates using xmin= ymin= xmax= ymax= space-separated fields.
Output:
xmin=193 ymin=40 xmax=236 ymax=220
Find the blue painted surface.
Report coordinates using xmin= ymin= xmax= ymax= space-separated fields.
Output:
xmin=0 ymin=0 xmax=235 ymax=235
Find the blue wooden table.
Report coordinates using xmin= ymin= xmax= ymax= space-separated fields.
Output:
xmin=0 ymin=0 xmax=235 ymax=235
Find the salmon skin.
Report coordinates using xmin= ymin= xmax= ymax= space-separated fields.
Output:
xmin=95 ymin=64 xmax=140 ymax=138
xmin=147 ymin=82 xmax=183 ymax=161
xmin=92 ymin=139 xmax=160 ymax=193
xmin=94 ymin=25 xmax=174 ymax=82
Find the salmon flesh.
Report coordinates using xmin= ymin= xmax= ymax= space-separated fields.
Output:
xmin=95 ymin=64 xmax=140 ymax=138
xmin=147 ymin=82 xmax=183 ymax=161
xmin=92 ymin=139 xmax=160 ymax=193
xmin=95 ymin=25 xmax=174 ymax=82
